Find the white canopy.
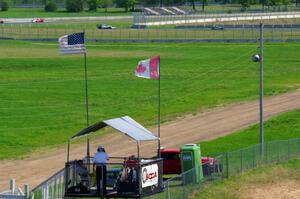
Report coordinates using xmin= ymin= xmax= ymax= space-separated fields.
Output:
xmin=71 ymin=116 xmax=158 ymax=142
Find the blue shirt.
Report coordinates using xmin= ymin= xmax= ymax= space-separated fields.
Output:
xmin=93 ymin=152 xmax=109 ymax=164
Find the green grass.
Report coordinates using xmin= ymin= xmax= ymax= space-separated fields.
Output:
xmin=200 ymin=108 xmax=300 ymax=156
xmin=193 ymin=158 xmax=300 ymax=199
xmin=0 ymin=41 xmax=300 ymax=159
xmin=0 ymin=8 xmax=131 ymax=18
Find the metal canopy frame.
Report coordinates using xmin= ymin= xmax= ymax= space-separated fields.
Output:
xmin=67 ymin=116 xmax=159 ymax=161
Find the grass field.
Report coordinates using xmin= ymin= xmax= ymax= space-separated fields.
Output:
xmin=0 ymin=41 xmax=300 ymax=159
xmin=193 ymin=158 xmax=300 ymax=199
xmin=200 ymin=108 xmax=300 ymax=156
xmin=0 ymin=8 xmax=131 ymax=18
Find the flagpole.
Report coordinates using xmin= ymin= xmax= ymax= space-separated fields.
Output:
xmin=83 ymin=31 xmax=89 ymax=127
xmin=158 ymin=57 xmax=161 ymax=158
xmin=83 ymin=32 xmax=90 ymax=169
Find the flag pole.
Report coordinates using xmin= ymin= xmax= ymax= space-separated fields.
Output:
xmin=158 ymin=56 xmax=161 ymax=158
xmin=83 ymin=31 xmax=89 ymax=127
xmin=83 ymin=31 xmax=90 ymax=170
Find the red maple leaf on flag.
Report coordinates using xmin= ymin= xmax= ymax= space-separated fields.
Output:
xmin=136 ymin=64 xmax=147 ymax=74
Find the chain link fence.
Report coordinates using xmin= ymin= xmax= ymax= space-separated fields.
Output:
xmin=133 ymin=11 xmax=300 ymax=26
xmin=29 ymin=138 xmax=300 ymax=199
xmin=1 ymin=23 xmax=300 ymax=42
xmin=146 ymin=138 xmax=300 ymax=199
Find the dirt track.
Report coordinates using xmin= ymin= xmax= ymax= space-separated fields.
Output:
xmin=0 ymin=90 xmax=300 ymax=191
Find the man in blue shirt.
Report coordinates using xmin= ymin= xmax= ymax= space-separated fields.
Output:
xmin=93 ymin=146 xmax=109 ymax=195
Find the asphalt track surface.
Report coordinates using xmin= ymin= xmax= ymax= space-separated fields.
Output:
xmin=0 ymin=89 xmax=300 ymax=191
xmin=2 ymin=11 xmax=300 ymax=25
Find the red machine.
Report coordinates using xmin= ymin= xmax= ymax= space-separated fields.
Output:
xmin=160 ymin=148 xmax=222 ymax=175
xmin=32 ymin=18 xmax=44 ymax=23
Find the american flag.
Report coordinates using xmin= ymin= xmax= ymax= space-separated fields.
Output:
xmin=59 ymin=32 xmax=86 ymax=55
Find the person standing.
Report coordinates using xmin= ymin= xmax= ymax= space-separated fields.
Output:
xmin=93 ymin=146 xmax=109 ymax=196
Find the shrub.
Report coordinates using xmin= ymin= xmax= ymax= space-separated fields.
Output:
xmin=44 ymin=2 xmax=57 ymax=12
xmin=1 ymin=1 xmax=9 ymax=11
xmin=65 ymin=0 xmax=83 ymax=12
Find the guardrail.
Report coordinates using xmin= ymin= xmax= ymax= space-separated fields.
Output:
xmin=30 ymin=168 xmax=65 ymax=199
xmin=0 ymin=179 xmax=30 ymax=199
xmin=134 ymin=11 xmax=300 ymax=26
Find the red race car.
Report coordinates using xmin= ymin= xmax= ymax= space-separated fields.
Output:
xmin=32 ymin=18 xmax=44 ymax=23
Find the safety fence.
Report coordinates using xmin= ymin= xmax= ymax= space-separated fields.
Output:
xmin=29 ymin=138 xmax=300 ymax=199
xmin=2 ymin=23 xmax=300 ymax=42
xmin=0 ymin=179 xmax=30 ymax=199
xmin=30 ymin=169 xmax=65 ymax=199
xmin=146 ymin=138 xmax=300 ymax=199
xmin=133 ymin=11 xmax=300 ymax=26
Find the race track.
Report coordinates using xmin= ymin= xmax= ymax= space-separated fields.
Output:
xmin=0 ymin=89 xmax=300 ymax=191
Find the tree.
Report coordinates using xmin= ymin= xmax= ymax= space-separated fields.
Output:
xmin=100 ymin=0 xmax=113 ymax=12
xmin=0 ymin=0 xmax=11 ymax=11
xmin=126 ymin=0 xmax=135 ymax=11
xmin=281 ymin=0 xmax=291 ymax=10
xmin=65 ymin=0 xmax=84 ymax=12
xmin=239 ymin=0 xmax=251 ymax=11
xmin=114 ymin=0 xmax=136 ymax=12
xmin=142 ymin=0 xmax=159 ymax=6
xmin=45 ymin=1 xmax=57 ymax=12
xmin=87 ymin=0 xmax=99 ymax=11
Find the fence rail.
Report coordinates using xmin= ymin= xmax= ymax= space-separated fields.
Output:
xmin=0 ymin=179 xmax=30 ymax=199
xmin=2 ymin=23 xmax=300 ymax=42
xmin=134 ymin=11 xmax=300 ymax=26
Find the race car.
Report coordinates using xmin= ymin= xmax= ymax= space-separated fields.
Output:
xmin=97 ymin=24 xmax=115 ymax=29
xmin=211 ymin=25 xmax=224 ymax=30
xmin=32 ymin=18 xmax=44 ymax=23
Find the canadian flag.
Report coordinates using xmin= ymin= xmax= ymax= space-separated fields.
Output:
xmin=135 ymin=56 xmax=160 ymax=80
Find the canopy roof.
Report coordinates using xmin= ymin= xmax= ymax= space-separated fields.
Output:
xmin=71 ymin=116 xmax=158 ymax=142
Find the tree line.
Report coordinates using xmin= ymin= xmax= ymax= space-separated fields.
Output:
xmin=1 ymin=0 xmax=299 ymax=12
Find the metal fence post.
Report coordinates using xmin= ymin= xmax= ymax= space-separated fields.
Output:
xmin=166 ymin=180 xmax=170 ymax=199
xmin=290 ymin=24 xmax=293 ymax=40
xmin=252 ymin=145 xmax=255 ymax=168
xmin=226 ymin=152 xmax=229 ymax=178
xmin=240 ymin=149 xmax=243 ymax=173
xmin=182 ymin=173 xmax=186 ymax=199
xmin=276 ymin=141 xmax=280 ymax=162
xmin=298 ymin=138 xmax=300 ymax=155
xmin=288 ymin=139 xmax=291 ymax=160
xmin=25 ymin=184 xmax=30 ymax=199
xmin=265 ymin=142 xmax=268 ymax=163
xmin=10 ymin=178 xmax=15 ymax=194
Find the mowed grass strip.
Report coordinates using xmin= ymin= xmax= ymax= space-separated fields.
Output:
xmin=0 ymin=41 xmax=300 ymax=159
xmin=193 ymin=158 xmax=300 ymax=199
